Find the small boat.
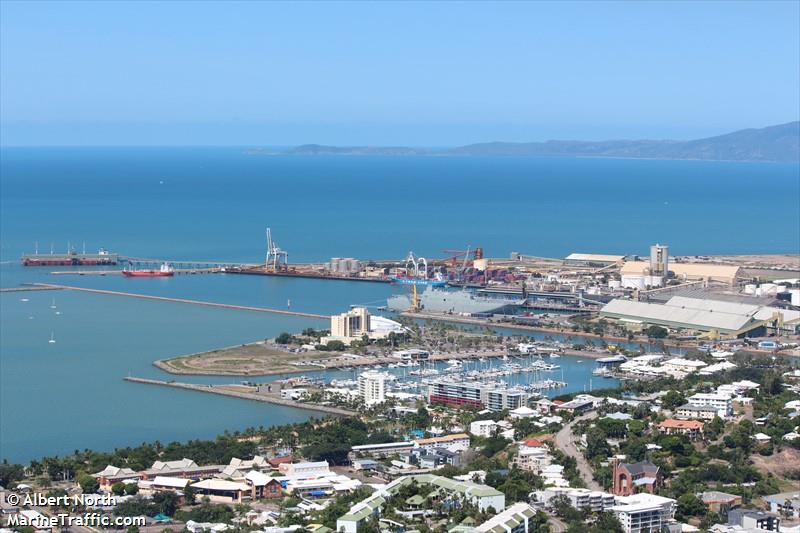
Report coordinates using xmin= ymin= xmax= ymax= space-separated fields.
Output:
xmin=20 ymin=298 xmax=29 ymax=302
xmin=122 ymin=262 xmax=174 ymax=277
xmin=48 ymin=332 xmax=56 ymax=344
xmin=50 ymin=298 xmax=57 ymax=309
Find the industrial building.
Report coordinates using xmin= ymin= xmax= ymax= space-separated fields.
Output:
xmin=599 ymin=295 xmax=799 ymax=338
xmin=564 ymin=253 xmax=626 ymax=267
xmin=620 ymin=261 xmax=741 ymax=288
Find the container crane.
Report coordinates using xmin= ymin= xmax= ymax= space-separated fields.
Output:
xmin=265 ymin=228 xmax=289 ymax=270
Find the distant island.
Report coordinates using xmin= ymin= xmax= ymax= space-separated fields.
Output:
xmin=250 ymin=121 xmax=800 ymax=162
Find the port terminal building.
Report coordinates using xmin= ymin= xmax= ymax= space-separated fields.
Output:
xmin=599 ymin=296 xmax=800 ymax=338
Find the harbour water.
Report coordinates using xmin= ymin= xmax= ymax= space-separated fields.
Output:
xmin=1 ymin=148 xmax=798 ymax=463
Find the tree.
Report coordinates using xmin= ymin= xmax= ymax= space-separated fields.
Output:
xmin=78 ymin=473 xmax=99 ymax=494
xmin=124 ymin=483 xmax=139 ymax=495
xmin=645 ymin=325 xmax=668 ymax=339
xmin=0 ymin=462 xmax=25 ymax=488
xmin=152 ymin=491 xmax=179 ymax=516
xmin=326 ymin=340 xmax=346 ymax=351
xmin=183 ymin=484 xmax=196 ymax=505
xmin=275 ymin=332 xmax=293 ymax=344
xmin=662 ymin=390 xmax=686 ymax=410
xmin=111 ymin=482 xmax=126 ymax=496
xmin=592 ymin=512 xmax=623 ymax=533
xmin=677 ymin=493 xmax=707 ymax=520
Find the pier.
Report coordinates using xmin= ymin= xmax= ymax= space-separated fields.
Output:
xmin=124 ymin=377 xmax=356 ymax=416
xmin=49 ymin=267 xmax=222 ymax=276
xmin=32 ymin=283 xmax=328 ymax=319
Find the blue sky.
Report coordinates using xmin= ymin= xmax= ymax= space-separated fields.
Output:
xmin=1 ymin=1 xmax=798 ymax=146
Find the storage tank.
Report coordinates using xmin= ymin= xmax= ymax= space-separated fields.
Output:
xmin=622 ymin=275 xmax=646 ymax=290
xmin=791 ymin=289 xmax=800 ymax=306
xmin=761 ymin=283 xmax=777 ymax=295
xmin=744 ymin=284 xmax=757 ymax=295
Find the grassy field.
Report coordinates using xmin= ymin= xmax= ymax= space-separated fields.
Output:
xmin=155 ymin=342 xmax=340 ymax=376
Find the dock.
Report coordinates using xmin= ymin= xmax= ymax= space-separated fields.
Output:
xmin=49 ymin=268 xmax=222 ymax=276
xmin=123 ymin=377 xmax=356 ymax=416
xmin=32 ymin=283 xmax=328 ymax=319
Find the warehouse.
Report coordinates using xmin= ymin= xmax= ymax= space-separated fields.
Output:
xmin=564 ymin=253 xmax=626 ymax=267
xmin=620 ymin=261 xmax=741 ymax=285
xmin=599 ymin=296 xmax=774 ymax=338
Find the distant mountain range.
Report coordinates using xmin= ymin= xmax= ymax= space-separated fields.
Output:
xmin=256 ymin=121 xmax=800 ymax=162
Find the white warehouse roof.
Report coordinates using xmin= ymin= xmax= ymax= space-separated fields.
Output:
xmin=600 ymin=299 xmax=759 ymax=333
xmin=565 ymin=253 xmax=625 ymax=263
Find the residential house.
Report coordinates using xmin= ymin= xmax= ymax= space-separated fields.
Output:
xmin=675 ymin=404 xmax=719 ymax=422
xmin=699 ymin=491 xmax=742 ymax=514
xmin=657 ymin=419 xmax=705 ymax=440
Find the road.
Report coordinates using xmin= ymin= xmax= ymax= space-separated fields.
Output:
xmin=553 ymin=411 xmax=602 ymax=491
xmin=548 ymin=516 xmax=568 ymax=532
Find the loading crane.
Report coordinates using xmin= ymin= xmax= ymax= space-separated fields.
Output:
xmin=265 ymin=228 xmax=289 ymax=270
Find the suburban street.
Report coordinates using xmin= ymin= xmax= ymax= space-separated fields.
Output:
xmin=554 ymin=411 xmax=602 ymax=491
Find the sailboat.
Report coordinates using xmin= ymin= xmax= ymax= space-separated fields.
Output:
xmin=48 ymin=332 xmax=56 ymax=344
xmin=50 ymin=298 xmax=57 ymax=309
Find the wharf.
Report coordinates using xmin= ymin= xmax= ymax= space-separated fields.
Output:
xmin=228 ymin=266 xmax=391 ymax=283
xmin=32 ymin=283 xmax=328 ymax=319
xmin=400 ymin=310 xmax=699 ymax=350
xmin=124 ymin=377 xmax=357 ymax=416
xmin=49 ymin=268 xmax=222 ymax=275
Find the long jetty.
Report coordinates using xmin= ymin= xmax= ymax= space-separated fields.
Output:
xmin=124 ymin=377 xmax=356 ymax=416
xmin=32 ymin=283 xmax=328 ymax=319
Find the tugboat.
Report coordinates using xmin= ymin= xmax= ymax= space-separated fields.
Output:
xmin=122 ymin=262 xmax=175 ymax=277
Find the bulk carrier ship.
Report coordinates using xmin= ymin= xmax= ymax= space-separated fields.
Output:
xmin=21 ymin=245 xmax=118 ymax=266
xmin=388 ymin=286 xmax=524 ymax=314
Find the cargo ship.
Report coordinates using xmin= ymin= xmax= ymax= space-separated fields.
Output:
xmin=388 ymin=286 xmax=524 ymax=314
xmin=21 ymin=246 xmax=118 ymax=266
xmin=122 ymin=262 xmax=174 ymax=277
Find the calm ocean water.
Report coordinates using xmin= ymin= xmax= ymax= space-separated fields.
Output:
xmin=1 ymin=147 xmax=798 ymax=462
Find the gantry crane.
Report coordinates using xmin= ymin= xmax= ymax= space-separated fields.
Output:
xmin=265 ymin=227 xmax=289 ymax=270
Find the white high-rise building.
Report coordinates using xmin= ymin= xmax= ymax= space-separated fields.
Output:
xmin=358 ymin=371 xmax=388 ymax=405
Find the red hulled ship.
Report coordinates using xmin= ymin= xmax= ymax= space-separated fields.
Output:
xmin=122 ymin=262 xmax=175 ymax=277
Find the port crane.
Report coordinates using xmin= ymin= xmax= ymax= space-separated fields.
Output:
xmin=265 ymin=228 xmax=289 ymax=270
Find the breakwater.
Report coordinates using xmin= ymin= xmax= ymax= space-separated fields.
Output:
xmin=33 ymin=283 xmax=328 ymax=319
xmin=124 ymin=377 xmax=356 ymax=416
